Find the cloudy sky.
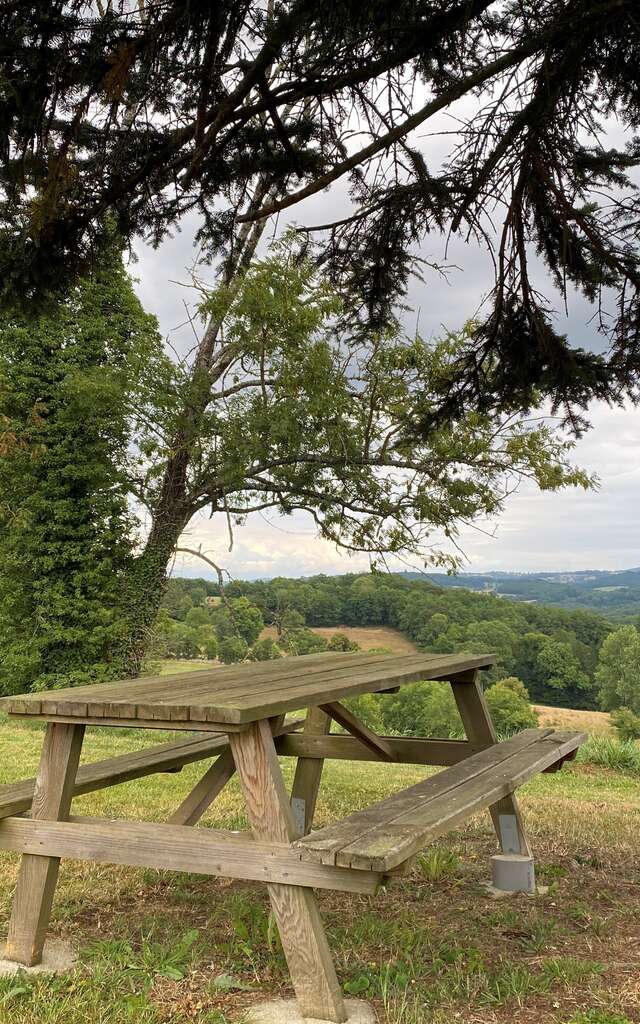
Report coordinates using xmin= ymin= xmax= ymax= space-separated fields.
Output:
xmin=131 ymin=111 xmax=640 ymax=582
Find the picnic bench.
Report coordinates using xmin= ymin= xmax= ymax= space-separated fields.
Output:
xmin=0 ymin=651 xmax=585 ymax=1023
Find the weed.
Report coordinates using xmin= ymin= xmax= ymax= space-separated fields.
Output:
xmin=416 ymin=847 xmax=460 ymax=882
xmin=577 ymin=736 xmax=640 ymax=775
xmin=541 ymin=957 xmax=606 ymax=984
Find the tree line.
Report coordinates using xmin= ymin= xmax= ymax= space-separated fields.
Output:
xmin=159 ymin=572 xmax=616 ymax=710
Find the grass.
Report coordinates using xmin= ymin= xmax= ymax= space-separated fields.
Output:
xmin=577 ymin=735 xmax=640 ymax=776
xmin=1 ymin=711 xmax=639 ymax=1024
xmin=534 ymin=705 xmax=613 ymax=736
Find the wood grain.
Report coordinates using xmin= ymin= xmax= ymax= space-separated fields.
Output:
xmin=230 ymin=720 xmax=347 ymax=1023
xmin=319 ymin=701 xmax=396 ymax=761
xmin=1 ymin=652 xmax=496 ymax=727
xmin=290 ymin=707 xmax=332 ymax=835
xmin=277 ymin=733 xmax=473 ymax=766
xmin=4 ymin=723 xmax=85 ymax=966
xmin=0 ymin=816 xmax=382 ymax=895
xmin=294 ymin=729 xmax=585 ymax=871
xmin=451 ymin=671 xmax=532 ymax=856
xmin=0 ymin=719 xmax=304 ymax=820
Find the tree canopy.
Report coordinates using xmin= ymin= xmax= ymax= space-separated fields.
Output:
xmin=2 ymin=1 xmax=640 ymax=427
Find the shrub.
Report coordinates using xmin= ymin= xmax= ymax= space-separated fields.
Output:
xmin=284 ymin=628 xmax=327 ymax=656
xmin=484 ymin=682 xmax=538 ymax=737
xmin=327 ymin=632 xmax=360 ymax=652
xmin=610 ymin=707 xmax=640 ymax=741
xmin=495 ymin=676 xmax=530 ymax=700
xmin=382 ymin=681 xmax=462 ymax=738
xmin=217 ymin=636 xmax=249 ymax=664
xmin=577 ymin=735 xmax=640 ymax=776
xmin=249 ymin=638 xmax=283 ymax=661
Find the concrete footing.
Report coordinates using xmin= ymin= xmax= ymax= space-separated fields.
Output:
xmin=0 ymin=940 xmax=77 ymax=977
xmin=246 ymin=998 xmax=376 ymax=1024
xmin=491 ymin=853 xmax=536 ymax=893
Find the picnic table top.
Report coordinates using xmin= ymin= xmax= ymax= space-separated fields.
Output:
xmin=0 ymin=650 xmax=495 ymax=728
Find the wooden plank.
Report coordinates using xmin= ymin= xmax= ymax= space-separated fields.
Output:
xmin=294 ymin=729 xmax=553 ymax=866
xmin=6 ymin=713 xmax=247 ymax=732
xmin=2 ymin=652 xmax=496 ymax=725
xmin=277 ymin=734 xmax=473 ymax=766
xmin=4 ymin=723 xmax=85 ymax=966
xmin=319 ymin=702 xmax=396 ymax=762
xmin=0 ymin=653 xmax=392 ymax=717
xmin=0 ymin=816 xmax=383 ymax=895
xmin=230 ymin=719 xmax=347 ymax=1023
xmin=451 ymin=672 xmax=532 ymax=856
xmin=194 ymin=653 xmax=497 ymax=725
xmin=331 ymin=730 xmax=586 ymax=870
xmin=290 ymin=707 xmax=332 ymax=835
xmin=167 ymin=750 xmax=236 ymax=827
xmin=0 ymin=719 xmax=304 ymax=821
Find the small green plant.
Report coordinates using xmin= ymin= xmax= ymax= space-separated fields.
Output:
xmin=541 ymin=957 xmax=605 ymax=985
xmin=343 ymin=974 xmax=372 ymax=996
xmin=577 ymin=736 xmax=640 ymax=775
xmin=537 ymin=862 xmax=569 ymax=880
xmin=520 ymin=917 xmax=559 ymax=953
xmin=417 ymin=847 xmax=460 ymax=882
xmin=85 ymin=928 xmax=200 ymax=983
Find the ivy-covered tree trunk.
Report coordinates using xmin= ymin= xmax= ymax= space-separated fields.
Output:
xmin=120 ymin=471 xmax=194 ymax=677
xmin=0 ymin=243 xmax=163 ymax=694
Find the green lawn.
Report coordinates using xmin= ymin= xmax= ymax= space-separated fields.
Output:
xmin=0 ymin=713 xmax=638 ymax=1024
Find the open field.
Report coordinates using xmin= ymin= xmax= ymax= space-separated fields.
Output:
xmin=0 ymin=712 xmax=638 ymax=1024
xmin=259 ymin=625 xmax=418 ymax=654
xmin=535 ymin=705 xmax=613 ymax=736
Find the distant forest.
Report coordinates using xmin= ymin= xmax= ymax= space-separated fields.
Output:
xmin=416 ymin=569 xmax=640 ymax=621
xmin=161 ymin=573 xmax=621 ymax=712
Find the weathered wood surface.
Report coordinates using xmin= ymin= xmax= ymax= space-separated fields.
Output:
xmin=0 ymin=652 xmax=495 ymax=728
xmin=293 ymin=729 xmax=586 ymax=871
xmin=230 ymin=718 xmax=347 ymax=1023
xmin=4 ymin=723 xmax=85 ymax=965
xmin=0 ymin=719 xmax=304 ymax=820
xmin=451 ymin=671 xmax=532 ymax=856
xmin=0 ymin=815 xmax=383 ymax=895
xmin=290 ymin=706 xmax=332 ymax=835
xmin=278 ymin=733 xmax=473 ymax=766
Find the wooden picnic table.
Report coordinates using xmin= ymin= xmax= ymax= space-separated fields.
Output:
xmin=0 ymin=651 xmax=584 ymax=1023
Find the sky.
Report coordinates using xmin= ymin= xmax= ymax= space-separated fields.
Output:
xmin=130 ymin=111 xmax=640 ymax=583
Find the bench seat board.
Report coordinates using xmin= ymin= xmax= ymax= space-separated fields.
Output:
xmin=293 ymin=729 xmax=586 ymax=871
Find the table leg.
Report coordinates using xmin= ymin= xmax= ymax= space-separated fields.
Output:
xmin=4 ymin=722 xmax=85 ymax=966
xmin=290 ymin=706 xmax=331 ymax=835
xmin=229 ymin=719 xmax=347 ymax=1023
xmin=450 ymin=672 xmax=532 ymax=857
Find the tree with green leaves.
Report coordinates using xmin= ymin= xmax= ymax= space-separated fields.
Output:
xmin=596 ymin=625 xmax=640 ymax=715
xmin=0 ymin=244 xmax=164 ymax=694
xmin=3 ymin=1 xmax=640 ymax=431
xmin=120 ymin=237 xmax=592 ymax=673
